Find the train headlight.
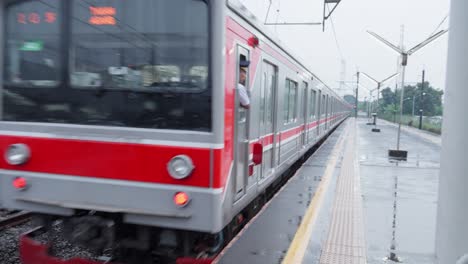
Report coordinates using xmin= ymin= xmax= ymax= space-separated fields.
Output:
xmin=167 ymin=155 xmax=194 ymax=179
xmin=5 ymin=144 xmax=30 ymax=165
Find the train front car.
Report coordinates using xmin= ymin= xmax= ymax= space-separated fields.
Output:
xmin=0 ymin=0 xmax=226 ymax=263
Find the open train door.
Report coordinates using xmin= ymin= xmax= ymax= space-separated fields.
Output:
xmin=234 ymin=46 xmax=250 ymax=201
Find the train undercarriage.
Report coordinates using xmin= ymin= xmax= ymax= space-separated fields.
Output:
xmin=26 ymin=212 xmax=228 ymax=264
xmin=18 ymin=168 xmax=301 ymax=264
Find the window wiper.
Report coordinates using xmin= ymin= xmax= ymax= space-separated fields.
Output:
xmin=75 ymin=82 xmax=205 ymax=95
xmin=147 ymin=82 xmax=205 ymax=93
xmin=5 ymin=80 xmax=58 ymax=88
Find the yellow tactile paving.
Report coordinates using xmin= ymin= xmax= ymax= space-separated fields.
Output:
xmin=319 ymin=119 xmax=367 ymax=264
xmin=282 ymin=121 xmax=350 ymax=264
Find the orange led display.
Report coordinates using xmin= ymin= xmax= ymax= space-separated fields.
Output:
xmin=90 ymin=6 xmax=116 ymax=16
xmin=89 ymin=15 xmax=116 ymax=25
xmin=17 ymin=13 xmax=26 ymax=24
xmin=45 ymin=12 xmax=57 ymax=23
xmin=28 ymin=13 xmax=40 ymax=24
xmin=17 ymin=12 xmax=57 ymax=24
xmin=89 ymin=6 xmax=117 ymax=25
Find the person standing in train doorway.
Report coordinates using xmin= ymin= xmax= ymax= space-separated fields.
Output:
xmin=238 ymin=61 xmax=251 ymax=109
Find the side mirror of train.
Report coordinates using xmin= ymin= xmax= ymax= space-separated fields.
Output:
xmin=252 ymin=143 xmax=263 ymax=165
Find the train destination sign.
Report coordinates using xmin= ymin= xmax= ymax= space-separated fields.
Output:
xmin=89 ymin=6 xmax=117 ymax=25
xmin=17 ymin=12 xmax=57 ymax=24
xmin=15 ymin=6 xmax=117 ymax=26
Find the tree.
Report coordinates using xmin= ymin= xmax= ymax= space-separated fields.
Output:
xmin=343 ymin=95 xmax=356 ymax=106
xmin=381 ymin=87 xmax=396 ymax=106
xmin=375 ymin=82 xmax=443 ymax=117
xmin=383 ymin=104 xmax=399 ymax=122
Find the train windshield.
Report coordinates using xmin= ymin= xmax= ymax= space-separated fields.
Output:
xmin=3 ymin=0 xmax=211 ymax=131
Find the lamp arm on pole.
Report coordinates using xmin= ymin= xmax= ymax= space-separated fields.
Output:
xmin=367 ymin=30 xmax=403 ymax=54
xmin=407 ymin=29 xmax=449 ymax=55
xmin=361 ymin=72 xmax=380 ymax=84
xmin=381 ymin=72 xmax=400 ymax=84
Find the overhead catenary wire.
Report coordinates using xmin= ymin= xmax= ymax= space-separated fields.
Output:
xmin=327 ymin=5 xmax=344 ymax=61
xmin=264 ymin=0 xmax=273 ymax=24
xmin=264 ymin=0 xmax=321 ymax=26
xmin=429 ymin=14 xmax=449 ymax=37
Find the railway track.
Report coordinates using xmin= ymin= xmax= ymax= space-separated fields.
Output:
xmin=0 ymin=210 xmax=31 ymax=230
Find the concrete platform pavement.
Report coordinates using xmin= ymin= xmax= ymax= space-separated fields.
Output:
xmin=358 ymin=118 xmax=440 ymax=264
xmin=215 ymin=120 xmax=350 ymax=264
xmin=376 ymin=118 xmax=441 ymax=146
xmin=214 ymin=117 xmax=441 ymax=264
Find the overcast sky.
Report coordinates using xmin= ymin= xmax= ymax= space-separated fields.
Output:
xmin=238 ymin=0 xmax=450 ymax=99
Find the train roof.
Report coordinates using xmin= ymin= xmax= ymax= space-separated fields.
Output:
xmin=226 ymin=0 xmax=345 ymax=102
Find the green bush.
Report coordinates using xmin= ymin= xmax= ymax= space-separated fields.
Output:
xmin=379 ymin=114 xmax=441 ymax=134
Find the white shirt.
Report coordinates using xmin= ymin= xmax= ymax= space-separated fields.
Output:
xmin=238 ymin=83 xmax=250 ymax=107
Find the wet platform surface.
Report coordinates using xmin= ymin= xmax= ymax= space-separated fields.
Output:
xmin=359 ymin=119 xmax=440 ymax=264
xmin=215 ymin=122 xmax=347 ymax=264
xmin=215 ymin=117 xmax=441 ymax=264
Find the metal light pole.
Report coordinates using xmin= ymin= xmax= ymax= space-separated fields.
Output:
xmin=411 ymin=92 xmax=427 ymax=118
xmin=397 ymin=58 xmax=407 ymax=151
xmin=364 ymin=87 xmax=377 ymax=124
xmin=419 ymin=69 xmax=425 ymax=129
xmin=363 ymin=96 xmax=368 ymax=118
xmin=355 ymin=72 xmax=359 ymax=118
xmin=367 ymin=28 xmax=448 ymax=156
xmin=436 ymin=1 xmax=468 ymax=263
xmin=339 ymin=76 xmax=373 ymax=119
xmin=359 ymin=83 xmax=375 ymax=120
xmin=361 ymin=72 xmax=399 ymax=131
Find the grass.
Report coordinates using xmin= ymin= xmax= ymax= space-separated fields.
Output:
xmin=379 ymin=113 xmax=442 ymax=135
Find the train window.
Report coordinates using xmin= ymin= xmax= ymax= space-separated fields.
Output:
xmin=260 ymin=72 xmax=267 ymax=127
xmin=262 ymin=61 xmax=276 ymax=133
xmin=266 ymin=72 xmax=275 ymax=129
xmin=290 ymin=81 xmax=297 ymax=121
xmin=4 ymin=0 xmax=61 ymax=87
xmin=283 ymin=81 xmax=289 ymax=122
xmin=70 ymin=0 xmax=209 ymax=92
xmin=2 ymin=0 xmax=212 ymax=131
xmin=309 ymin=90 xmax=317 ymax=118
xmin=322 ymin=95 xmax=326 ymax=116
xmin=283 ymin=79 xmax=297 ymax=124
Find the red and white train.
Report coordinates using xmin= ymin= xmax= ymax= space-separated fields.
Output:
xmin=0 ymin=0 xmax=351 ymax=263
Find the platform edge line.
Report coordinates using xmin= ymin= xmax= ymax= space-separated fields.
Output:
xmin=282 ymin=121 xmax=349 ymax=264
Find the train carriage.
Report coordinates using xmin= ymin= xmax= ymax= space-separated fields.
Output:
xmin=0 ymin=0 xmax=351 ymax=263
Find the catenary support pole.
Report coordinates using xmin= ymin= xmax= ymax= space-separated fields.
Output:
xmin=436 ymin=1 xmax=468 ymax=263
xmin=419 ymin=69 xmax=425 ymax=129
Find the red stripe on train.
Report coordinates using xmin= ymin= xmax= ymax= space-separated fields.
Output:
xmin=0 ymin=136 xmax=211 ymax=187
xmin=248 ymin=114 xmax=343 ymax=150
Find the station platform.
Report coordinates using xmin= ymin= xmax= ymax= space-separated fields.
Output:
xmin=214 ymin=117 xmax=441 ymax=264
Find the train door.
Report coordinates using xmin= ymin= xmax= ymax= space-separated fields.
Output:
xmin=331 ymin=99 xmax=334 ymax=125
xmin=301 ymin=81 xmax=308 ymax=147
xmin=234 ymin=46 xmax=250 ymax=200
xmin=309 ymin=89 xmax=317 ymax=143
xmin=259 ymin=61 xmax=277 ymax=180
xmin=325 ymin=95 xmax=329 ymax=130
xmin=317 ymin=90 xmax=322 ymax=136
